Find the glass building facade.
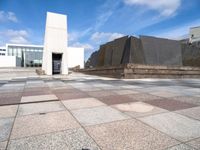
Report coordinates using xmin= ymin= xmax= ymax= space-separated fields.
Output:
xmin=7 ymin=44 xmax=43 ymax=67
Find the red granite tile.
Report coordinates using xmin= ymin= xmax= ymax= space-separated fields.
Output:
xmin=51 ymin=88 xmax=81 ymax=94
xmin=0 ymin=96 xmax=21 ymax=106
xmin=22 ymin=91 xmax=52 ymax=96
xmin=145 ymin=99 xmax=197 ymax=111
xmin=126 ymin=93 xmax=161 ymax=101
xmin=98 ymin=95 xmax=137 ymax=105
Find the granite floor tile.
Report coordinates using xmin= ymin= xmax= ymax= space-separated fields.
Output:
xmin=56 ymin=92 xmax=89 ymax=100
xmin=0 ymin=97 xmax=21 ymax=106
xmin=51 ymin=88 xmax=80 ymax=94
xmin=150 ymin=91 xmax=182 ymax=98
xmin=0 ymin=118 xmax=14 ymax=142
xmin=11 ymin=111 xmax=80 ymax=139
xmin=139 ymin=112 xmax=200 ymax=142
xmin=71 ymin=106 xmax=129 ymax=126
xmin=62 ymin=98 xmax=105 ymax=110
xmin=22 ymin=90 xmax=52 ymax=96
xmin=17 ymin=101 xmax=66 ymax=116
xmin=87 ymin=90 xmax=116 ymax=98
xmin=86 ymin=119 xmax=179 ymax=150
xmin=171 ymin=96 xmax=200 ymax=106
xmin=165 ymin=144 xmax=197 ymax=150
xmin=0 ymin=105 xmax=18 ymax=118
xmin=126 ymin=93 xmax=161 ymax=101
xmin=8 ymin=128 xmax=100 ymax=150
xmin=112 ymin=102 xmax=167 ymax=118
xmin=21 ymin=94 xmax=58 ymax=103
xmin=0 ymin=141 xmax=7 ymax=150
xmin=175 ymin=106 xmax=200 ymax=121
xmin=113 ymin=89 xmax=140 ymax=95
xmin=98 ymin=95 xmax=136 ymax=105
xmin=145 ymin=99 xmax=197 ymax=111
xmin=186 ymin=138 xmax=200 ymax=149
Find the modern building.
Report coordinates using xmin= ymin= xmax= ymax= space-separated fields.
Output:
xmin=0 ymin=12 xmax=84 ymax=75
xmin=190 ymin=26 xmax=200 ymax=43
xmin=0 ymin=47 xmax=6 ymax=56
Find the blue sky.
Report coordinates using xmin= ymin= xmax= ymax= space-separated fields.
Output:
xmin=0 ymin=0 xmax=200 ymax=60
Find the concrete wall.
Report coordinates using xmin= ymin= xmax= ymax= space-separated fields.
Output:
xmin=68 ymin=47 xmax=84 ymax=68
xmin=190 ymin=27 xmax=200 ymax=43
xmin=0 ymin=56 xmax=17 ymax=67
xmin=42 ymin=12 xmax=68 ymax=75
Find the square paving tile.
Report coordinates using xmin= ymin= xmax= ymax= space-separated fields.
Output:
xmin=8 ymin=128 xmax=100 ymax=150
xmin=0 ymin=141 xmax=7 ymax=150
xmin=145 ymin=99 xmax=197 ymax=111
xmin=0 ymin=96 xmax=21 ymax=106
xmin=62 ymin=98 xmax=105 ymax=110
xmin=11 ymin=111 xmax=80 ymax=139
xmin=87 ymin=90 xmax=116 ymax=98
xmin=126 ymin=93 xmax=162 ymax=101
xmin=186 ymin=138 xmax=200 ymax=149
xmin=112 ymin=102 xmax=167 ymax=118
xmin=86 ymin=119 xmax=179 ymax=150
xmin=165 ymin=144 xmax=196 ymax=150
xmin=51 ymin=88 xmax=80 ymax=94
xmin=56 ymin=92 xmax=89 ymax=100
xmin=0 ymin=105 xmax=18 ymax=118
xmin=22 ymin=90 xmax=52 ymax=96
xmin=150 ymin=91 xmax=182 ymax=98
xmin=175 ymin=106 xmax=200 ymax=121
xmin=17 ymin=101 xmax=66 ymax=116
xmin=139 ymin=112 xmax=200 ymax=142
xmin=171 ymin=96 xmax=200 ymax=106
xmin=98 ymin=95 xmax=136 ymax=105
xmin=71 ymin=106 xmax=129 ymax=126
xmin=21 ymin=94 xmax=58 ymax=103
xmin=113 ymin=89 xmax=140 ymax=95
xmin=0 ymin=118 xmax=14 ymax=142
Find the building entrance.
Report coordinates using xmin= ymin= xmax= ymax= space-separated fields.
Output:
xmin=52 ymin=53 xmax=62 ymax=74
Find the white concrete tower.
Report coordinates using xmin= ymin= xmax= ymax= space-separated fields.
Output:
xmin=42 ymin=12 xmax=68 ymax=75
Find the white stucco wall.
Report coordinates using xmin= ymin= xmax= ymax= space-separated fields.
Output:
xmin=0 ymin=56 xmax=17 ymax=67
xmin=68 ymin=47 xmax=84 ymax=68
xmin=42 ymin=12 xmax=68 ymax=75
xmin=190 ymin=26 xmax=200 ymax=43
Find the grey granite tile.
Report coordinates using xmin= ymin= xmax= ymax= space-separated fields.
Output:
xmin=8 ymin=128 xmax=100 ymax=150
xmin=62 ymin=98 xmax=105 ymax=110
xmin=21 ymin=94 xmax=58 ymax=103
xmin=0 ymin=141 xmax=7 ymax=150
xmin=71 ymin=106 xmax=129 ymax=126
xmin=139 ymin=112 xmax=200 ymax=142
xmin=11 ymin=111 xmax=80 ymax=139
xmin=0 ymin=118 xmax=14 ymax=142
xmin=186 ymin=138 xmax=200 ymax=149
xmin=86 ymin=119 xmax=179 ymax=150
xmin=17 ymin=101 xmax=66 ymax=116
xmin=0 ymin=105 xmax=18 ymax=119
xmin=165 ymin=144 xmax=196 ymax=150
xmin=175 ymin=106 xmax=200 ymax=121
xmin=112 ymin=102 xmax=167 ymax=118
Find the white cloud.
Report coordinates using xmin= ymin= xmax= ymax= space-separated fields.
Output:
xmin=91 ymin=32 xmax=125 ymax=44
xmin=0 ymin=29 xmax=29 ymax=44
xmin=153 ymin=19 xmax=200 ymax=39
xmin=70 ymin=42 xmax=94 ymax=51
xmin=124 ymin=0 xmax=181 ymax=16
xmin=0 ymin=11 xmax=18 ymax=23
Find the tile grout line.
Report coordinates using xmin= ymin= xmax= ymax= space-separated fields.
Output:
xmin=5 ymin=78 xmax=25 ymax=150
xmin=59 ymin=97 xmax=103 ymax=150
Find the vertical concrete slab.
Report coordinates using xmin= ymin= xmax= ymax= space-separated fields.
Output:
xmin=42 ymin=12 xmax=68 ymax=75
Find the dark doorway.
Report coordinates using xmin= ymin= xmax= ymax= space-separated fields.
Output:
xmin=52 ymin=53 xmax=62 ymax=74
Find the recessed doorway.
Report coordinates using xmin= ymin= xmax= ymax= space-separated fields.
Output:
xmin=52 ymin=53 xmax=62 ymax=74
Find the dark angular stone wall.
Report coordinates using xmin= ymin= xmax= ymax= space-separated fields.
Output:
xmin=182 ymin=43 xmax=200 ymax=67
xmin=111 ymin=36 xmax=128 ymax=66
xmin=140 ymin=36 xmax=182 ymax=66
xmin=104 ymin=42 xmax=114 ymax=66
xmin=86 ymin=35 xmax=200 ymax=68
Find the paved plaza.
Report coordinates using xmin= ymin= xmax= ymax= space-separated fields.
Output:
xmin=0 ymin=68 xmax=200 ymax=150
